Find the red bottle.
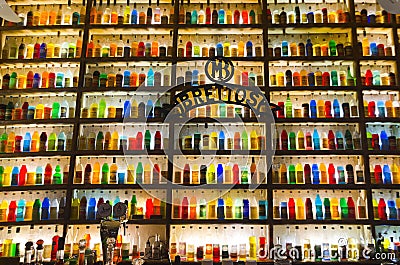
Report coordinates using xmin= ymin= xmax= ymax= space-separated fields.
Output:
xmin=185 ymin=41 xmax=192 ymax=58
xmin=137 ymin=42 xmax=145 ymax=57
xmin=281 ymin=129 xmax=288 ymax=150
xmin=232 ymin=164 xmax=240 ymax=184
xmin=324 ymin=101 xmax=332 ymax=118
xmin=26 ymin=71 xmax=34 ymax=89
xmin=44 ymin=163 xmax=52 ymax=184
xmin=372 ymin=134 xmax=380 ymax=150
xmin=234 ymin=9 xmax=240 ymax=24
xmin=33 ymin=41 xmax=41 ymax=59
xmin=242 ymin=10 xmax=249 ymax=24
xmin=374 ymin=165 xmax=383 ymax=184
xmin=206 ymin=7 xmax=211 ymax=24
xmin=22 ymin=102 xmax=29 ymax=120
xmin=136 ymin=132 xmax=143 ymax=150
xmin=213 ymin=244 xmax=220 ymax=262
xmin=378 ymin=198 xmax=387 ymax=220
xmin=328 ymin=163 xmax=336 ymax=184
xmin=277 ymin=102 xmax=285 ymax=118
xmin=128 ymin=137 xmax=136 ymax=150
xmin=365 ymin=70 xmax=373 ymax=86
xmin=347 ymin=197 xmax=356 ymax=219
xmin=19 ymin=165 xmax=27 ymax=186
xmin=7 ymin=200 xmax=17 ymax=222
xmin=183 ymin=164 xmax=190 ymax=184
xmin=153 ymin=164 xmax=161 ymax=184
xmin=241 ymin=71 xmax=249 ymax=86
xmin=154 ymin=131 xmax=162 ymax=150
xmin=328 ymin=130 xmax=336 ymax=150
xmin=305 ymin=198 xmax=313 ymax=219
xmin=304 ymin=164 xmax=311 ymax=184
xmin=181 ymin=197 xmax=189 ymax=219
xmin=51 ymin=235 xmax=60 ymax=261
xmin=288 ymin=198 xmax=296 ymax=219
xmin=322 ymin=71 xmax=330 ymax=86
xmin=48 ymin=72 xmax=56 ymax=88
xmin=145 ymin=198 xmax=154 ymax=219
xmin=368 ymin=101 xmax=376 ymax=117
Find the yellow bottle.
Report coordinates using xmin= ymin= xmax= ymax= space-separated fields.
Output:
xmin=295 ymin=163 xmax=304 ymax=184
xmin=372 ymin=198 xmax=379 ymax=219
xmin=331 ymin=197 xmax=340 ymax=220
xmin=250 ymin=130 xmax=258 ymax=150
xmin=317 ymin=100 xmax=325 ymax=118
xmin=249 ymin=235 xmax=257 ymax=260
xmin=386 ymin=99 xmax=394 ymax=118
xmin=110 ymin=131 xmax=119 ymax=151
xmin=3 ymin=166 xmax=12 ymax=186
xmin=26 ymin=171 xmax=35 ymax=185
xmin=362 ymin=37 xmax=370 ymax=56
xmin=109 ymin=163 xmax=118 ymax=184
xmin=32 ymin=6 xmax=41 ymax=26
xmin=280 ymin=163 xmax=287 ymax=184
xmin=296 ymin=198 xmax=305 ymax=220
xmin=320 ymin=163 xmax=327 ymax=184
xmin=35 ymin=104 xmax=44 ymax=119
xmin=24 ymin=201 xmax=33 ymax=221
xmin=238 ymin=40 xmax=245 ymax=57
xmin=104 ymin=131 xmax=112 ymax=150
xmin=192 ymin=164 xmax=199 ymax=184
xmin=92 ymin=162 xmax=100 ymax=184
xmin=207 ymin=199 xmax=217 ymax=219
xmin=144 ymin=164 xmax=151 ymax=184
xmin=328 ymin=10 xmax=336 ymax=23
xmin=0 ymin=200 xmax=8 ymax=221
xmin=89 ymin=102 xmax=98 ymax=118
xmin=5 ymin=131 xmax=15 ymax=153
xmin=209 ymin=131 xmax=218 ymax=150
xmin=392 ymin=162 xmax=399 ymax=184
xmin=47 ymin=39 xmax=55 ymax=58
xmin=31 ymin=131 xmax=40 ymax=152
xmin=18 ymin=73 xmax=27 ymax=89
xmin=290 ymin=42 xmax=297 ymax=56
xmin=276 ymin=71 xmax=284 ymax=86
xmin=297 ymin=130 xmax=305 ymax=150
xmin=131 ymin=99 xmax=138 ymax=118
xmin=315 ymin=68 xmax=322 ymax=86
xmin=131 ymin=40 xmax=139 ymax=57
xmin=225 ymin=196 xmax=233 ymax=219
xmin=127 ymin=164 xmax=135 ymax=184
xmin=300 ymin=69 xmax=308 ymax=86
xmin=107 ymin=105 xmax=116 ymax=118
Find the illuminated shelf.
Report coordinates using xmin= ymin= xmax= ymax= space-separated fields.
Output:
xmin=0 ymin=24 xmax=84 ymax=31
xmin=271 ymin=184 xmax=367 ymax=190
xmin=71 ymin=184 xmax=168 ymax=190
xmin=268 ymin=86 xmax=356 ymax=91
xmin=267 ymin=23 xmax=353 ymax=30
xmin=367 ymin=150 xmax=400 ymax=155
xmin=177 ymin=150 xmax=266 ymax=156
xmin=0 ymin=151 xmax=72 ymax=158
xmin=269 ymin=56 xmax=353 ymax=61
xmin=274 ymin=118 xmax=360 ymax=123
xmin=85 ymin=57 xmax=174 ymax=63
xmin=1 ymin=118 xmax=76 ymax=126
xmin=274 ymin=150 xmax=363 ymax=155
xmin=0 ymin=184 xmax=66 ymax=192
xmin=175 ymin=117 xmax=261 ymax=123
xmin=171 ymin=184 xmax=268 ymax=189
xmin=355 ymin=23 xmax=396 ymax=28
xmin=75 ymin=150 xmax=167 ymax=156
xmin=364 ymin=117 xmax=400 ymax=123
xmin=0 ymin=58 xmax=81 ymax=64
xmin=177 ymin=24 xmax=263 ymax=29
xmin=176 ymin=57 xmax=265 ymax=61
xmin=359 ymin=56 xmax=397 ymax=61
xmin=0 ymin=87 xmax=78 ymax=95
xmin=79 ymin=117 xmax=166 ymax=124
xmin=88 ymin=24 xmax=175 ymax=30
xmin=371 ymin=184 xmax=400 ymax=189
xmin=68 ymin=219 xmax=166 ymax=225
xmin=273 ymin=219 xmax=371 ymax=225
xmin=170 ymin=219 xmax=269 ymax=225
xmin=79 ymin=86 xmax=172 ymax=93
xmin=0 ymin=220 xmax=64 ymax=227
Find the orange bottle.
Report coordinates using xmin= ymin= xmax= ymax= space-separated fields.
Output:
xmin=31 ymin=131 xmax=40 ymax=152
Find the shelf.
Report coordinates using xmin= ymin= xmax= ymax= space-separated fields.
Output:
xmin=71 ymin=184 xmax=168 ymax=190
xmin=274 ymin=118 xmax=359 ymax=123
xmin=1 ymin=118 xmax=76 ymax=126
xmin=272 ymin=219 xmax=371 ymax=225
xmin=269 ymin=56 xmax=353 ymax=62
xmin=88 ymin=24 xmax=175 ymax=30
xmin=170 ymin=219 xmax=269 ymax=225
xmin=359 ymin=56 xmax=397 ymax=61
xmin=176 ymin=57 xmax=265 ymax=62
xmin=76 ymin=150 xmax=167 ymax=156
xmin=364 ymin=117 xmax=400 ymax=123
xmin=177 ymin=24 xmax=263 ymax=29
xmin=0 ymin=87 xmax=78 ymax=95
xmin=0 ymin=220 xmax=64 ymax=227
xmin=171 ymin=184 xmax=268 ymax=189
xmin=361 ymin=85 xmax=400 ymax=91
xmin=274 ymin=150 xmax=363 ymax=155
xmin=85 ymin=57 xmax=174 ymax=63
xmin=80 ymin=86 xmax=172 ymax=93
xmin=175 ymin=260 xmax=383 ymax=265
xmin=177 ymin=150 xmax=265 ymax=156
xmin=373 ymin=220 xmax=400 ymax=226
xmin=68 ymin=219 xmax=166 ymax=225
xmin=268 ymin=86 xmax=356 ymax=91
xmin=79 ymin=117 xmax=166 ymax=124
xmin=356 ymin=23 xmax=396 ymax=28
xmin=0 ymin=151 xmax=71 ymax=158
xmin=0 ymin=184 xmax=66 ymax=192
xmin=271 ymin=184 xmax=367 ymax=190
xmin=371 ymin=184 xmax=400 ymax=189
xmin=367 ymin=150 xmax=400 ymax=155
xmin=0 ymin=58 xmax=81 ymax=65
xmin=175 ymin=117 xmax=261 ymax=123
xmin=0 ymin=24 xmax=84 ymax=32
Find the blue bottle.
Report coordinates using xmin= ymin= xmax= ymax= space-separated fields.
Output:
xmin=123 ymin=70 xmax=130 ymax=87
xmin=246 ymin=41 xmax=253 ymax=57
xmin=147 ymin=67 xmax=154 ymax=86
xmin=218 ymin=131 xmax=225 ymax=150
xmin=312 ymin=164 xmax=320 ymax=184
xmin=27 ymin=107 xmax=35 ymax=119
xmin=307 ymin=71 xmax=315 ymax=86
xmin=373 ymin=70 xmax=381 ymax=86
xmin=11 ymin=166 xmax=19 ymax=186
xmin=146 ymin=100 xmax=153 ymax=118
xmin=313 ymin=129 xmax=320 ymax=150
xmin=40 ymin=42 xmax=47 ymax=58
xmin=23 ymin=132 xmax=31 ymax=152
xmin=33 ymin=73 xmax=41 ymax=88
xmin=333 ymin=99 xmax=340 ymax=118
xmin=306 ymin=39 xmax=313 ymax=56
xmin=370 ymin=42 xmax=378 ymax=56
xmin=259 ymin=200 xmax=267 ymax=220
xmin=310 ymin=99 xmax=317 ymax=118
xmin=16 ymin=199 xmax=25 ymax=222
xmin=383 ymin=164 xmax=392 ymax=184
xmin=131 ymin=8 xmax=138 ymax=24
xmin=57 ymin=132 xmax=66 ymax=151
xmin=336 ymin=131 xmax=344 ymax=150
xmin=380 ymin=130 xmax=389 ymax=150
xmin=217 ymin=164 xmax=224 ymax=183
xmin=118 ymin=171 xmax=125 ymax=184
xmin=217 ymin=198 xmax=225 ymax=220
xmin=123 ymin=100 xmax=131 ymax=118
xmin=388 ymin=200 xmax=397 ymax=220
xmin=192 ymin=69 xmax=199 ymax=86
xmin=243 ymin=199 xmax=250 ymax=219
xmin=41 ymin=197 xmax=50 ymax=220
xmin=377 ymin=100 xmax=385 ymax=117
xmin=315 ymin=194 xmax=323 ymax=220
xmin=337 ymin=166 xmax=346 ymax=184
xmin=216 ymin=42 xmax=223 ymax=56
xmin=282 ymin=41 xmax=289 ymax=56
xmin=280 ymin=201 xmax=288 ymax=219
xmin=87 ymin=197 xmax=96 ymax=220
xmin=218 ymin=9 xmax=225 ymax=24
xmin=191 ymin=10 xmax=198 ymax=24
xmin=56 ymin=72 xmax=65 ymax=88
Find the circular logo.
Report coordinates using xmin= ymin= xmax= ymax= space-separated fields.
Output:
xmin=97 ymin=203 xmax=112 ymax=218
xmin=204 ymin=57 xmax=235 ymax=83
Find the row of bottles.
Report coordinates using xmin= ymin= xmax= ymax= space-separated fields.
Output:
xmin=0 ymin=100 xmax=74 ymax=121
xmin=370 ymin=163 xmax=400 ymax=184
xmin=1 ymin=66 xmax=79 ymax=89
xmin=0 ymin=197 xmax=65 ymax=222
xmin=360 ymin=33 xmax=393 ymax=56
xmin=365 ymin=99 xmax=400 ymax=117
xmin=173 ymin=159 xmax=265 ymax=185
xmin=70 ymin=194 xmax=165 ymax=220
xmin=172 ymin=195 xmax=267 ymax=220
xmin=73 ymin=159 xmax=166 ymax=185
xmin=269 ymin=67 xmax=356 ymax=87
xmin=271 ymin=162 xmax=365 ymax=184
xmin=366 ymin=130 xmax=400 ymax=150
xmin=372 ymin=195 xmax=400 ymax=220
xmin=360 ymin=67 xmax=396 ymax=86
xmin=276 ymin=128 xmax=361 ymax=151
xmin=273 ymin=194 xmax=367 ymax=220
xmin=0 ymin=163 xmax=68 ymax=186
xmin=0 ymin=130 xmax=71 ymax=153
xmin=186 ymin=104 xmax=256 ymax=119
xmin=276 ymin=95 xmax=358 ymax=118
xmin=78 ymin=129 xmax=163 ymax=151
xmin=179 ymin=129 xmax=265 ymax=151
xmin=81 ymin=97 xmax=167 ymax=119
xmin=3 ymin=3 xmax=85 ymax=27
xmin=2 ymin=34 xmax=83 ymax=60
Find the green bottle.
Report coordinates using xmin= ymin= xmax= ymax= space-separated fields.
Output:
xmin=207 ymin=164 xmax=216 ymax=184
xmin=101 ymin=163 xmax=109 ymax=184
xmin=241 ymin=166 xmax=248 ymax=184
xmin=0 ymin=133 xmax=7 ymax=153
xmin=99 ymin=72 xmax=108 ymax=88
xmin=346 ymin=67 xmax=355 ymax=86
xmin=366 ymin=131 xmax=373 ymax=150
xmin=288 ymin=164 xmax=296 ymax=184
xmin=289 ymin=132 xmax=296 ymax=150
xmin=340 ymin=197 xmax=348 ymax=219
xmin=344 ymin=130 xmax=353 ymax=150
xmin=9 ymin=72 xmax=17 ymax=89
xmin=32 ymin=199 xmax=41 ymax=221
xmin=130 ymin=195 xmax=137 ymax=217
xmin=285 ymin=94 xmax=292 ymax=118
xmin=99 ymin=98 xmax=106 ymax=118
xmin=144 ymin=130 xmax=151 ymax=149
xmin=51 ymin=101 xmax=61 ymax=119
xmin=70 ymin=197 xmax=80 ymax=220
xmin=48 ymin=133 xmax=57 ymax=151
xmin=0 ymin=166 xmax=4 ymax=187
xmin=241 ymin=130 xmax=248 ymax=150
xmin=323 ymin=198 xmax=331 ymax=220
xmin=136 ymin=162 xmax=143 ymax=184
xmin=329 ymin=39 xmax=337 ymax=56
xmin=96 ymin=131 xmax=104 ymax=150
xmin=53 ymin=165 xmax=62 ymax=184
